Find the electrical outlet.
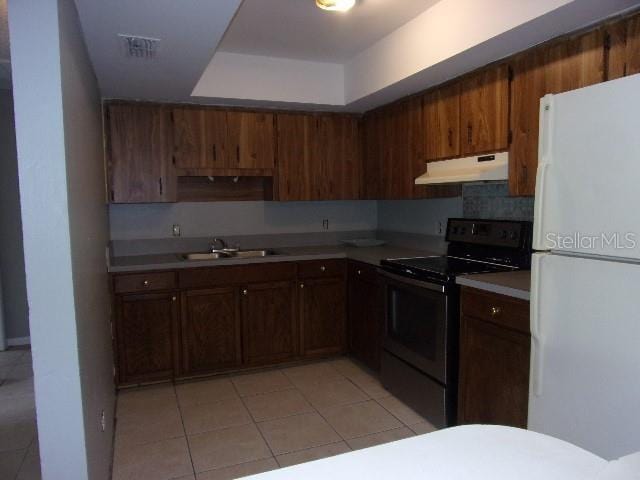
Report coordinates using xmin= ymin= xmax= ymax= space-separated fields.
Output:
xmin=172 ymin=224 xmax=181 ymax=237
xmin=322 ymin=219 xmax=329 ymax=230
xmin=100 ymin=410 xmax=106 ymax=432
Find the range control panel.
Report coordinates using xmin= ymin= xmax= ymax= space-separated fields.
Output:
xmin=445 ymin=218 xmax=531 ymax=249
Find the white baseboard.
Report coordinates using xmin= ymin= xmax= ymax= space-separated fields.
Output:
xmin=7 ymin=336 xmax=30 ymax=347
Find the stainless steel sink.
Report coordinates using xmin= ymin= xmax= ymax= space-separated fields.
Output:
xmin=180 ymin=249 xmax=278 ymax=261
xmin=180 ymin=252 xmax=228 ymax=261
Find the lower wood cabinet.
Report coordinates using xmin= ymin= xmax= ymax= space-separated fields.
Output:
xmin=115 ymin=292 xmax=180 ymax=385
xmin=241 ymin=281 xmax=298 ymax=366
xmin=458 ymin=287 xmax=530 ymax=428
xmin=112 ymin=260 xmax=351 ymax=386
xmin=299 ymin=277 xmax=347 ymax=357
xmin=347 ymin=261 xmax=383 ymax=371
xmin=180 ymin=288 xmax=241 ymax=376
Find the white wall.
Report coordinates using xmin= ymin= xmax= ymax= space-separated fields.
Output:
xmin=0 ymin=89 xmax=29 ymax=342
xmin=192 ymin=52 xmax=345 ymax=106
xmin=109 ymin=200 xmax=377 ymax=240
xmin=377 ymin=198 xmax=463 ymax=236
xmin=9 ymin=0 xmax=114 ymax=479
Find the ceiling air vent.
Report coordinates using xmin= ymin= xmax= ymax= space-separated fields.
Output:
xmin=118 ymin=34 xmax=160 ymax=59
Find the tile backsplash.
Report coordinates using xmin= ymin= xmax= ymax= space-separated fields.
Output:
xmin=462 ymin=182 xmax=534 ymax=221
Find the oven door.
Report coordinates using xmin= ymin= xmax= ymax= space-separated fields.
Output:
xmin=379 ymin=270 xmax=451 ymax=385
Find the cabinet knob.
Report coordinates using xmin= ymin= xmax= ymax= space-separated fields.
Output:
xmin=172 ymin=296 xmax=177 ymax=302
xmin=357 ymin=269 xmax=362 ymax=275
xmin=142 ymin=280 xmax=150 ymax=287
xmin=320 ymin=265 xmax=326 ymax=272
xmin=300 ymin=283 xmax=305 ymax=289
xmin=242 ymin=289 xmax=248 ymax=296
xmin=490 ymin=306 xmax=502 ymax=317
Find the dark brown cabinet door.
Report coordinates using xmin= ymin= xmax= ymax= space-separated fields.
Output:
xmin=115 ymin=293 xmax=179 ymax=385
xmin=107 ymin=104 xmax=174 ymax=203
xmin=347 ymin=263 xmax=382 ymax=371
xmin=300 ymin=278 xmax=347 ymax=357
xmin=204 ymin=110 xmax=229 ymax=169
xmin=241 ymin=281 xmax=297 ymax=366
xmin=458 ymin=314 xmax=531 ymax=428
xmin=509 ymin=29 xmax=606 ymax=196
xmin=276 ymin=113 xmax=313 ymax=201
xmin=171 ymin=108 xmax=207 ymax=169
xmin=317 ymin=115 xmax=361 ymax=200
xmin=361 ymin=110 xmax=383 ymax=200
xmin=423 ymin=82 xmax=461 ymax=161
xmin=460 ymin=64 xmax=510 ymax=156
xmin=226 ymin=111 xmax=275 ymax=170
xmin=180 ymin=288 xmax=241 ymax=376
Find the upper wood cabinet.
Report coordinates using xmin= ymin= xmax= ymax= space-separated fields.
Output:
xmin=423 ymin=82 xmax=461 ymax=161
xmin=607 ymin=12 xmax=640 ymax=80
xmin=171 ymin=108 xmax=274 ymax=172
xmin=460 ymin=64 xmax=510 ymax=156
xmin=509 ymin=29 xmax=606 ymax=196
xmin=226 ymin=111 xmax=275 ymax=170
xmin=106 ymin=103 xmax=175 ymax=203
xmin=276 ymin=113 xmax=360 ymax=201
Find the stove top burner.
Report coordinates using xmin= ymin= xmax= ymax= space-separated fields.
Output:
xmin=381 ymin=255 xmax=518 ymax=284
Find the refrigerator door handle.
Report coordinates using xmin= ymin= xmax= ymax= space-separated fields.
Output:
xmin=530 ymin=254 xmax=546 ymax=397
xmin=533 ymin=95 xmax=555 ymax=250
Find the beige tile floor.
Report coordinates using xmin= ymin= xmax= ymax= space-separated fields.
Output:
xmin=112 ymin=357 xmax=437 ymax=480
xmin=0 ymin=347 xmax=40 ymax=480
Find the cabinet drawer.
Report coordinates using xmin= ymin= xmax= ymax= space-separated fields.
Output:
xmin=179 ymin=262 xmax=297 ymax=289
xmin=461 ymin=287 xmax=529 ymax=334
xmin=347 ymin=260 xmax=379 ymax=284
xmin=298 ymin=259 xmax=346 ymax=279
xmin=113 ymin=272 xmax=177 ymax=294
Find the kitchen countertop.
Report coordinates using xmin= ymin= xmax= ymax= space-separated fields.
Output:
xmin=456 ymin=270 xmax=531 ymax=301
xmin=108 ymin=244 xmax=439 ymax=273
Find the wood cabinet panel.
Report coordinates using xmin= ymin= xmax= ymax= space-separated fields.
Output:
xmin=361 ymin=110 xmax=383 ymax=200
xmin=300 ymin=277 xmax=347 ymax=357
xmin=171 ymin=108 xmax=207 ymax=169
xmin=204 ymin=110 xmax=229 ymax=169
xmin=607 ymin=13 xmax=640 ymax=80
xmin=319 ymin=115 xmax=361 ymax=200
xmin=106 ymin=104 xmax=174 ymax=203
xmin=113 ymin=271 xmax=177 ymax=294
xmin=458 ymin=287 xmax=531 ymax=428
xmin=276 ymin=113 xmax=314 ymax=201
xmin=297 ymin=259 xmax=346 ymax=279
xmin=347 ymin=262 xmax=383 ymax=371
xmin=458 ymin=314 xmax=530 ymax=428
xmin=460 ymin=64 xmax=510 ymax=156
xmin=424 ymin=82 xmax=461 ymax=161
xmin=509 ymin=29 xmax=606 ymax=196
xmin=226 ymin=111 xmax=275 ymax=170
xmin=181 ymin=288 xmax=241 ymax=375
xmin=115 ymin=292 xmax=179 ymax=385
xmin=241 ymin=281 xmax=297 ymax=366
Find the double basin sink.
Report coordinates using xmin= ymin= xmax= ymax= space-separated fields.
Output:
xmin=180 ymin=249 xmax=280 ymax=261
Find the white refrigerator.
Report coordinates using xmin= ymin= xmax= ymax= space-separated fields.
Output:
xmin=529 ymin=73 xmax=640 ymax=460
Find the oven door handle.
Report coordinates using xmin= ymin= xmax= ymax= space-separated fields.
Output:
xmin=377 ymin=269 xmax=446 ymax=293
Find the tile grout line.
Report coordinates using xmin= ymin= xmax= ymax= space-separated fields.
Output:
xmin=173 ymin=382 xmax=197 ymax=479
xmin=229 ymin=375 xmax=279 ymax=471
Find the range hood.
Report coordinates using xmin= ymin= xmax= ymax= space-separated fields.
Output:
xmin=414 ymin=152 xmax=508 ymax=185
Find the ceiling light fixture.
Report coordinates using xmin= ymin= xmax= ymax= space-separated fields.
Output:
xmin=316 ymin=0 xmax=356 ymax=12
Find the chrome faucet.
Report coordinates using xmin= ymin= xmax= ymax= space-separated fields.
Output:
xmin=210 ymin=237 xmax=228 ymax=252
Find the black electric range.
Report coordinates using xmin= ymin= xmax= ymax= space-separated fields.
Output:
xmin=378 ymin=218 xmax=532 ymax=429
